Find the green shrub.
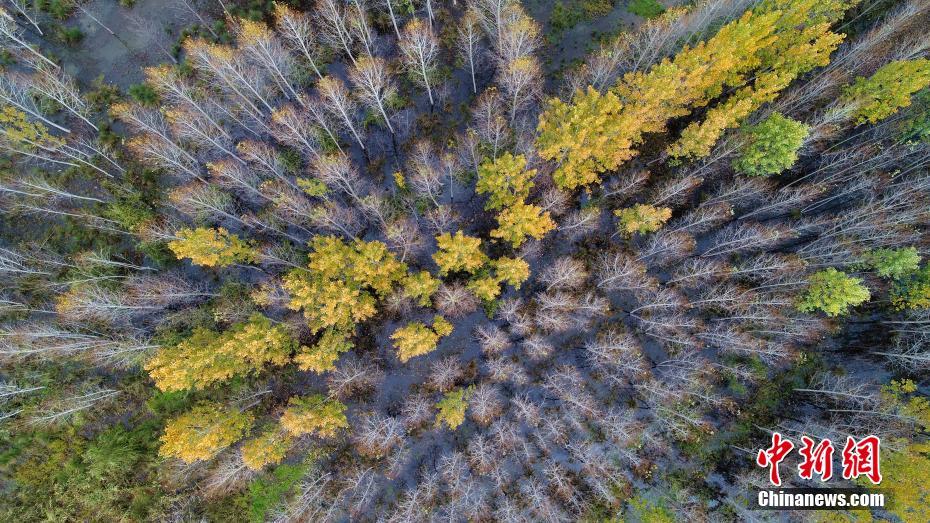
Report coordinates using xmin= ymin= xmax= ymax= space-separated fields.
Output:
xmin=128 ymin=83 xmax=160 ymax=107
xmin=628 ymin=0 xmax=665 ymax=18
xmin=864 ymin=247 xmax=921 ymax=279
xmin=37 ymin=0 xmax=75 ymax=19
xmin=56 ymin=26 xmax=84 ymax=46
xmin=581 ymin=0 xmax=615 ymax=16
xmin=550 ymin=1 xmax=584 ymax=34
xmin=246 ymin=463 xmax=307 ymax=522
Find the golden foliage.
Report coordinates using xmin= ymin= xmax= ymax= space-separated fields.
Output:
xmin=159 ymin=403 xmax=253 ymax=463
xmin=279 ymin=395 xmax=349 ymax=438
xmin=614 ymin=204 xmax=672 ymax=236
xmin=432 ymin=231 xmax=488 ymax=276
xmin=490 ymin=202 xmax=556 ymax=248
xmin=167 ymin=227 xmax=258 ymax=268
xmin=841 ymin=58 xmax=930 ymax=124
xmin=392 ymin=315 xmax=453 ymax=363
xmin=283 ymin=236 xmax=407 ymax=333
xmin=493 ymin=256 xmax=531 ymax=288
xmin=403 ymin=270 xmax=441 ymax=307
xmin=294 ymin=328 xmax=353 ymax=373
xmin=538 ymin=0 xmax=853 ymax=179
xmin=466 ymin=275 xmax=501 ymax=302
xmin=0 ymin=106 xmax=64 ymax=150
xmin=241 ymin=428 xmax=293 ymax=471
xmin=475 ymin=153 xmax=537 ymax=210
xmin=145 ymin=314 xmax=295 ymax=392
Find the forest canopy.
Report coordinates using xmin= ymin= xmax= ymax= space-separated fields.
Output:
xmin=1 ymin=0 xmax=930 ymax=521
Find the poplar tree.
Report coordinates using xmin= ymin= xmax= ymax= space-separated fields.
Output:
xmin=159 ymin=403 xmax=253 ymax=463
xmin=614 ymin=204 xmax=672 ymax=236
xmin=797 ymin=268 xmax=871 ymax=317
xmin=841 ymin=58 xmax=930 ymax=124
xmin=490 ymin=202 xmax=555 ymax=248
xmin=403 ymin=270 xmax=442 ymax=307
xmin=283 ymin=236 xmax=407 ymax=334
xmin=167 ymin=227 xmax=259 ymax=268
xmin=280 ymin=394 xmax=349 ymax=438
xmin=435 ymin=386 xmax=472 ymax=430
xmin=146 ymin=314 xmax=295 ymax=392
xmin=433 ymin=231 xmax=488 ymax=276
xmin=392 ymin=315 xmax=453 ymax=363
xmin=732 ymin=113 xmax=810 ymax=177
xmin=475 ymin=152 xmax=536 ymax=211
xmin=242 ymin=428 xmax=293 ymax=470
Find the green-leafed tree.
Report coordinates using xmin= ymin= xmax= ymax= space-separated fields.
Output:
xmin=797 ymin=268 xmax=870 ymax=316
xmin=733 ymin=113 xmax=810 ymax=176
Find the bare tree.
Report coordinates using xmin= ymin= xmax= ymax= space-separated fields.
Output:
xmin=270 ymin=104 xmax=322 ymax=161
xmin=327 ymin=355 xmax=384 ymax=399
xmin=316 ymin=0 xmax=358 ymax=66
xmin=350 ymin=56 xmax=397 ymax=135
xmin=354 ymin=412 xmax=406 ymax=458
xmin=2 ymin=1 xmax=40 ymax=35
xmin=471 ymin=89 xmax=510 ymax=157
xmin=348 ymin=0 xmax=377 ymax=58
xmin=468 ymin=382 xmax=504 ymax=425
xmin=0 ymin=72 xmax=70 ymax=133
xmin=538 ymin=256 xmax=588 ymax=290
xmin=29 ymin=66 xmax=97 ymax=130
xmin=595 ymin=251 xmax=655 ymax=292
xmin=0 ymin=8 xmax=55 ymax=67
xmin=29 ymin=386 xmax=120 ymax=426
xmin=457 ymin=9 xmax=485 ymax=94
xmin=425 ymin=204 xmax=460 ymax=234
xmin=401 ymin=391 xmax=434 ymax=431
xmin=319 ymin=76 xmax=367 ymax=150
xmin=427 ymin=356 xmax=465 ymax=392
xmin=474 ymin=324 xmax=511 ymax=355
xmin=399 ymin=18 xmax=439 ymax=107
xmin=485 ymin=356 xmax=528 ymax=385
xmin=234 ymin=18 xmax=301 ymax=101
xmin=380 ymin=0 xmax=404 ymax=38
xmin=435 ymin=283 xmax=479 ymax=317
xmin=497 ymin=55 xmax=541 ymax=123
xmin=274 ymin=3 xmax=325 ymax=80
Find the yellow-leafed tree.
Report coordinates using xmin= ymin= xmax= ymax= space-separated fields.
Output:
xmin=403 ymin=270 xmax=441 ymax=307
xmin=537 ymin=0 xmax=853 ymax=181
xmin=475 ymin=153 xmax=537 ymax=210
xmin=467 ymin=275 xmax=501 ymax=302
xmin=283 ymin=236 xmax=408 ymax=334
xmin=435 ymin=386 xmax=472 ymax=430
xmin=159 ymin=403 xmax=253 ymax=463
xmin=840 ymin=58 xmax=930 ymax=125
xmin=490 ymin=202 xmax=555 ymax=248
xmin=392 ymin=315 xmax=453 ymax=363
xmin=536 ymin=86 xmax=626 ymax=191
xmin=279 ymin=395 xmax=349 ymax=438
xmin=433 ymin=231 xmax=488 ymax=276
xmin=145 ymin=314 xmax=295 ymax=392
xmin=241 ymin=428 xmax=293 ymax=471
xmin=168 ymin=227 xmax=258 ymax=267
xmin=294 ymin=328 xmax=354 ymax=373
xmin=614 ymin=204 xmax=672 ymax=236
xmin=493 ymin=256 xmax=531 ymax=288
